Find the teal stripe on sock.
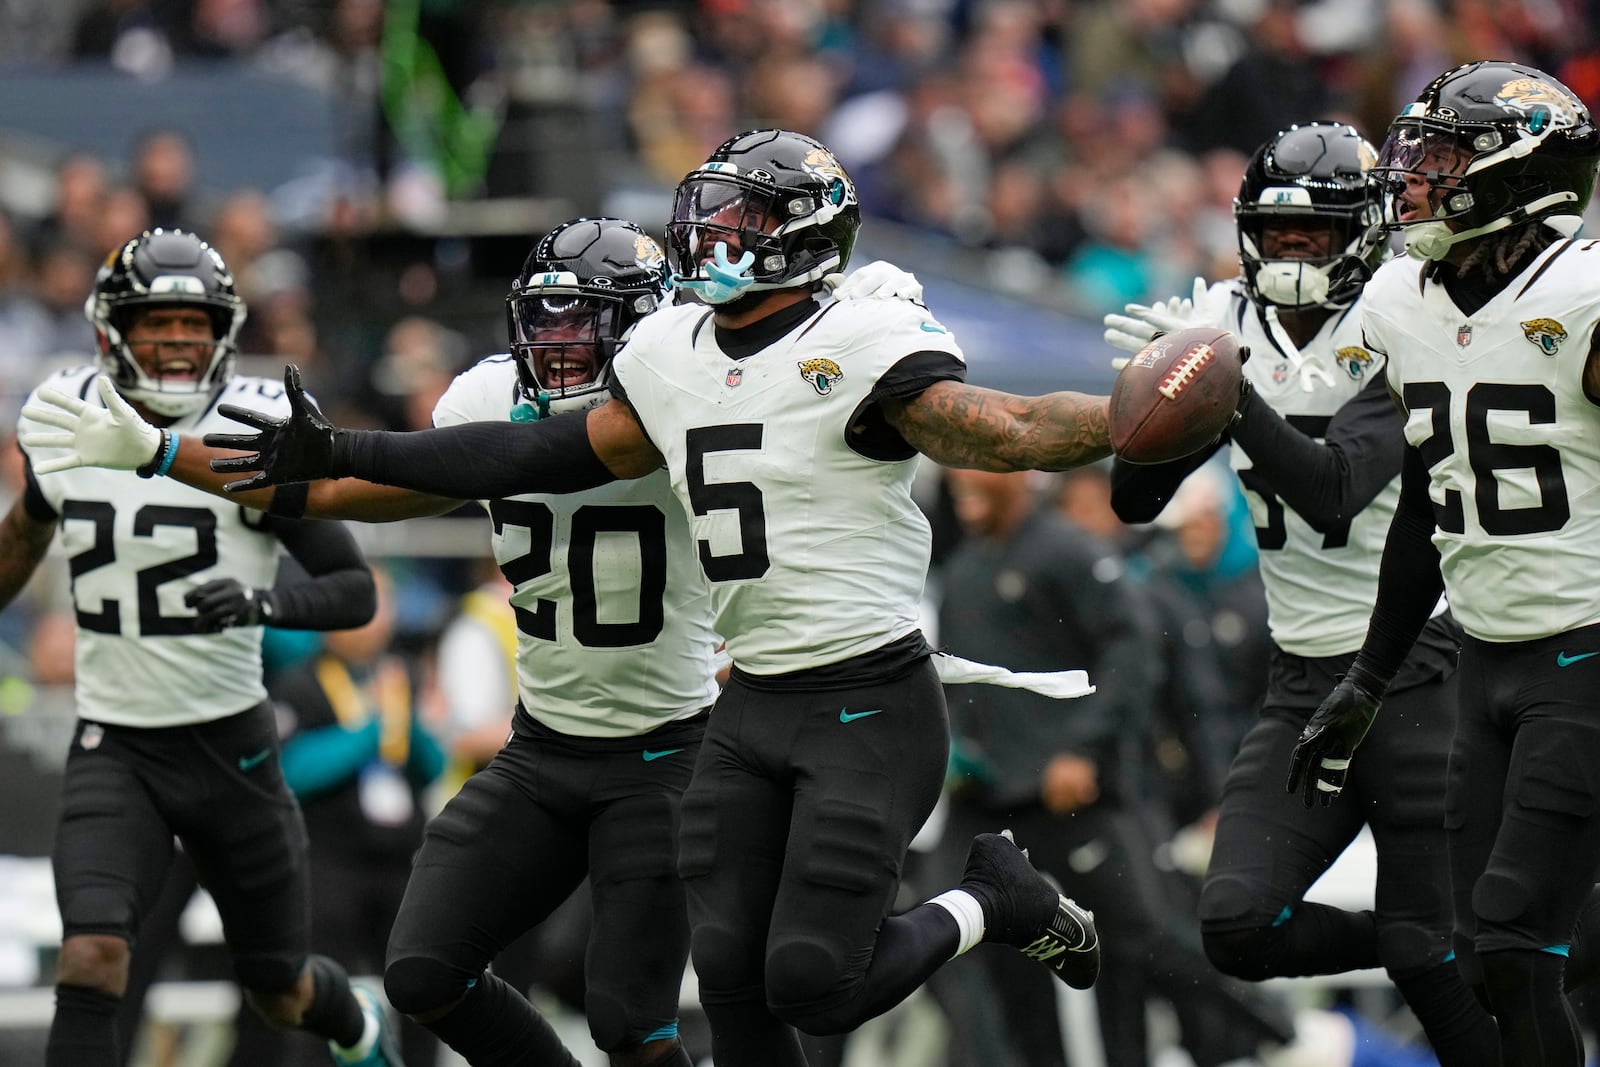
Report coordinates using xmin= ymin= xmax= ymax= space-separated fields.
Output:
xmin=644 ymin=1022 xmax=679 ymax=1043
xmin=1542 ymin=944 xmax=1571 ymax=957
xmin=1271 ymin=905 xmax=1293 ymax=928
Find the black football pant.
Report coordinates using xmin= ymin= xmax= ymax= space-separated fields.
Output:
xmin=678 ymin=660 xmax=950 ymax=1055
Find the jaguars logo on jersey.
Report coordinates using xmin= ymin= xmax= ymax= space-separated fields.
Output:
xmin=1335 ymin=346 xmax=1373 ymax=379
xmin=798 ymin=357 xmax=844 ymax=396
xmin=1521 ymin=317 xmax=1569 ymax=355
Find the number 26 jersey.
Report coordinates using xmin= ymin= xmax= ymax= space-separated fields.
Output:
xmin=1363 ymin=237 xmax=1600 ymax=642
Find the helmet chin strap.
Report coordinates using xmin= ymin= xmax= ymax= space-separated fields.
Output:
xmin=1404 ymin=192 xmax=1580 ymax=261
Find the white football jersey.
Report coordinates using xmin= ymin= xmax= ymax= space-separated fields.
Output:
xmin=432 ymin=356 xmax=721 ymax=736
xmin=18 ymin=368 xmax=292 ymax=727
xmin=1364 ymin=238 xmax=1600 ymax=641
xmin=612 ymin=297 xmax=965 ymax=674
xmin=1200 ymin=280 xmax=1400 ymax=656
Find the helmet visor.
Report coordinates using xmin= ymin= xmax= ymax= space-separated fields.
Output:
xmin=668 ymin=176 xmax=783 ymax=276
xmin=1374 ymin=120 xmax=1478 ymax=225
xmin=507 ymin=287 xmax=625 ymax=394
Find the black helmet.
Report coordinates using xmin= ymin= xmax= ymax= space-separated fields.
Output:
xmin=1374 ymin=60 xmax=1600 ymax=260
xmin=505 ymin=217 xmax=668 ymax=417
xmin=86 ymin=228 xmax=245 ymax=418
xmin=1235 ymin=122 xmax=1386 ymax=309
xmin=666 ymin=129 xmax=861 ymax=302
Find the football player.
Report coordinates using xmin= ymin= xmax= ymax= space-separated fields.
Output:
xmin=4 ymin=229 xmax=396 ymax=1066
xmin=1280 ymin=62 xmax=1600 ymax=1066
xmin=22 ymin=215 xmax=942 ymax=1067
xmin=75 ymin=130 xmax=1143 ymax=1062
xmin=1103 ymin=122 xmax=1498 ymax=1065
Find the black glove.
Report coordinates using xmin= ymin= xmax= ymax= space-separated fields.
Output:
xmin=183 ymin=578 xmax=276 ymax=632
xmin=1285 ymin=672 xmax=1383 ymax=807
xmin=206 ymin=365 xmax=344 ymax=492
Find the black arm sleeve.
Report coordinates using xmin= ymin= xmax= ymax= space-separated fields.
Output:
xmin=1227 ymin=369 xmax=1403 ymax=531
xmin=21 ymin=457 xmax=56 ymax=522
xmin=1108 ymin=439 xmax=1223 ymax=524
xmin=331 ymin=410 xmax=616 ymax=499
xmin=1350 ymin=443 xmax=1446 ymax=693
xmin=262 ymin=515 xmax=377 ymax=631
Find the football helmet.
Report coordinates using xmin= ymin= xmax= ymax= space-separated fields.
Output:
xmin=87 ymin=228 xmax=245 ymax=419
xmin=666 ymin=129 xmax=861 ymax=303
xmin=505 ymin=217 xmax=668 ymax=418
xmin=1235 ymin=122 xmax=1386 ymax=309
xmin=1374 ymin=60 xmax=1600 ymax=261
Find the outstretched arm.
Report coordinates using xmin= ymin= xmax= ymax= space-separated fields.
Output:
xmin=206 ymin=366 xmax=661 ymax=498
xmin=883 ymin=380 xmax=1112 ymax=472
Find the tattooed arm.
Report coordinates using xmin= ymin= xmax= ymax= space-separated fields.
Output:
xmin=883 ymin=381 xmax=1113 ymax=472
xmin=0 ymin=495 xmax=57 ymax=613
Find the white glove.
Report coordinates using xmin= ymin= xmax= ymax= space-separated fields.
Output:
xmin=19 ymin=377 xmax=162 ymax=474
xmin=1103 ymin=276 xmax=1216 ymax=354
xmin=824 ymin=260 xmax=924 ymax=302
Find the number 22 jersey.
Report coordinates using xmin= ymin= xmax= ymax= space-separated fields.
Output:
xmin=19 ymin=368 xmax=291 ymax=727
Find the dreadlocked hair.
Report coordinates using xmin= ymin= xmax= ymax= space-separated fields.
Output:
xmin=1458 ymin=222 xmax=1555 ymax=279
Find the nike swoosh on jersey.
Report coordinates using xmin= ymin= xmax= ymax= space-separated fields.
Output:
xmin=839 ymin=708 xmax=883 ymax=723
xmin=642 ymin=748 xmax=684 ymax=762
xmin=237 ymin=748 xmax=271 ymax=772
xmin=1557 ymin=651 xmax=1599 ymax=667
xmin=919 ymin=322 xmax=947 ymax=333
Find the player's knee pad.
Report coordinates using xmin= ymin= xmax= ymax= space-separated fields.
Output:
xmin=583 ymin=989 xmax=661 ymax=1054
xmin=688 ymin=922 xmax=764 ymax=1003
xmin=233 ymin=951 xmax=302 ymax=997
xmin=1199 ymin=876 xmax=1280 ymax=979
xmin=383 ymin=954 xmax=470 ymax=1018
xmin=764 ymin=935 xmax=856 ymax=1035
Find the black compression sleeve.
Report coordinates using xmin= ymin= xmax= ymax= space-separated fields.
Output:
xmin=1227 ymin=370 xmax=1403 ymax=531
xmin=330 ymin=410 xmax=616 ymax=499
xmin=1350 ymin=444 xmax=1446 ymax=694
xmin=1108 ymin=440 xmax=1222 ymax=524
xmin=263 ymin=516 xmax=376 ymax=630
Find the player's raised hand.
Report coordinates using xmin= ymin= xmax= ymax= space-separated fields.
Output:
xmin=19 ymin=377 xmax=162 ymax=474
xmin=1104 ymin=276 xmax=1218 ymax=354
xmin=1286 ymin=675 xmax=1383 ymax=807
xmin=206 ymin=364 xmax=340 ymax=491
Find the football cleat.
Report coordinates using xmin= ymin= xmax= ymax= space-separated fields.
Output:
xmin=960 ymin=829 xmax=1101 ymax=990
xmin=328 ymin=985 xmax=405 ymax=1067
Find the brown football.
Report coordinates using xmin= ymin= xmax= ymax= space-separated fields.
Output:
xmin=1110 ymin=327 xmax=1244 ymax=464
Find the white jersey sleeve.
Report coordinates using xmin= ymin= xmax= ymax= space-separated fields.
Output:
xmin=613 ymin=295 xmax=966 ymax=674
xmin=17 ymin=369 xmax=297 ymax=727
xmin=430 ymin=355 xmax=721 ymax=736
xmin=1365 ymin=239 xmax=1600 ymax=641
xmin=1216 ymin=283 xmax=1400 ymax=656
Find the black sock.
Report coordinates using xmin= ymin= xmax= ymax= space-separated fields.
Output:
xmin=637 ymin=1045 xmax=695 ymax=1067
xmin=298 ymin=954 xmax=365 ymax=1048
xmin=1391 ymin=960 xmax=1499 ymax=1067
xmin=702 ymin=998 xmax=808 ymax=1067
xmin=424 ymin=971 xmax=579 ymax=1067
xmin=47 ymin=983 xmax=121 ymax=1067
xmin=1482 ymin=948 xmax=1582 ymax=1066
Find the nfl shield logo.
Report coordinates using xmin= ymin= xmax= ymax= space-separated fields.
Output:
xmin=1457 ymin=324 xmax=1473 ymax=347
xmin=81 ymin=723 xmax=104 ymax=750
xmin=725 ymin=367 xmax=743 ymax=387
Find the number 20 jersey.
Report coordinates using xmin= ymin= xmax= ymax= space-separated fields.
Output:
xmin=1362 ymin=238 xmax=1600 ymax=642
xmin=611 ymin=297 xmax=966 ymax=675
xmin=19 ymin=367 xmax=290 ymax=727
xmin=432 ymin=356 xmax=720 ymax=737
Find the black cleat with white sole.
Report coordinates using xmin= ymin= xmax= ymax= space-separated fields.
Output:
xmin=959 ymin=829 xmax=1101 ymax=990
